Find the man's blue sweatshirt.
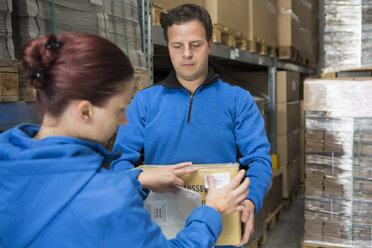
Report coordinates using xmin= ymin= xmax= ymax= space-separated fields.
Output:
xmin=111 ymin=69 xmax=272 ymax=213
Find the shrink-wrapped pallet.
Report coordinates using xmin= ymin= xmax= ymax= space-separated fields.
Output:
xmin=323 ymin=0 xmax=372 ymax=72
xmin=0 ymin=0 xmax=15 ymax=66
xmin=12 ymin=0 xmax=146 ymax=68
xmin=303 ymin=78 xmax=372 ymax=247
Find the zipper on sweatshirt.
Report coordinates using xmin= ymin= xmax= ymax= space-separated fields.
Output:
xmin=187 ymin=94 xmax=194 ymax=123
xmin=185 ymin=75 xmax=217 ymax=123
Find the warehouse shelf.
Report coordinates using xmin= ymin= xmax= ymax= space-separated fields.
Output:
xmin=0 ymin=102 xmax=41 ymax=132
xmin=152 ymin=26 xmax=316 ymax=75
xmin=0 ymin=0 xmax=316 ymax=155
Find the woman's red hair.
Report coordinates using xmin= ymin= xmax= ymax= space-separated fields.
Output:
xmin=21 ymin=32 xmax=134 ymax=117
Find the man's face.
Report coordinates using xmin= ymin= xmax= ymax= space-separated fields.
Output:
xmin=167 ymin=20 xmax=212 ymax=83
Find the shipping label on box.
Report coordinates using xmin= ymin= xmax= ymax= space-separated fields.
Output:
xmin=140 ymin=163 xmax=242 ymax=246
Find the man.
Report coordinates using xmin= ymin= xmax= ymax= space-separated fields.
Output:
xmin=111 ymin=4 xmax=272 ymax=247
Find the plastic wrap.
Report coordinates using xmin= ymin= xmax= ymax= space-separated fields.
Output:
xmin=324 ymin=0 xmax=372 ymax=72
xmin=257 ymin=0 xmax=277 ymax=15
xmin=144 ymin=187 xmax=202 ymax=239
xmin=12 ymin=0 xmax=146 ymax=68
xmin=0 ymin=0 xmax=15 ymax=66
xmin=303 ymin=79 xmax=372 ymax=247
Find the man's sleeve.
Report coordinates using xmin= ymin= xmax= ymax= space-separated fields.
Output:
xmin=110 ymin=93 xmax=146 ymax=173
xmin=234 ymin=90 xmax=272 ymax=214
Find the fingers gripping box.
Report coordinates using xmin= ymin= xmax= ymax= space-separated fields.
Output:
xmin=140 ymin=163 xmax=241 ymax=246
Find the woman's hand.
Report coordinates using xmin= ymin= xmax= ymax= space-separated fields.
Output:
xmin=205 ymin=169 xmax=249 ymax=216
xmin=138 ymin=162 xmax=198 ymax=193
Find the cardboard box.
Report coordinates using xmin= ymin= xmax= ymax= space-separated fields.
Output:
xmin=270 ymin=169 xmax=283 ymax=213
xmin=297 ymin=0 xmax=312 ymax=30
xmin=0 ymin=66 xmax=19 ymax=102
xmin=310 ymin=0 xmax=318 ymax=14
xmin=154 ymin=0 xmax=248 ymax=35
xmin=304 ymin=78 xmax=372 ymax=117
xmin=236 ymin=71 xmax=300 ymax=103
xmin=277 ymin=0 xmax=298 ymax=13
xmin=299 ymin=27 xmax=312 ymax=59
xmin=277 ymin=101 xmax=300 ymax=135
xmin=277 ymin=128 xmax=300 ymax=169
xmin=282 ymin=157 xmax=300 ymax=198
xmin=277 ymin=0 xmax=302 ymax=50
xmin=140 ymin=163 xmax=241 ymax=246
xmin=277 ymin=71 xmax=300 ymax=103
xmin=247 ymin=0 xmax=277 ymax=45
xmin=263 ymin=169 xmax=283 ymax=218
xmin=204 ymin=0 xmax=248 ymax=35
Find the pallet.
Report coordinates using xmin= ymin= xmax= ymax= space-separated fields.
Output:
xmin=267 ymin=43 xmax=276 ymax=58
xmin=278 ymin=46 xmax=309 ymax=66
xmin=310 ymin=60 xmax=318 ymax=69
xmin=18 ymin=69 xmax=36 ymax=102
xmin=245 ymin=237 xmax=259 ymax=248
xmin=265 ymin=203 xmax=284 ymax=229
xmin=213 ymin=24 xmax=238 ymax=48
xmin=257 ymin=39 xmax=276 ymax=58
xmin=321 ymin=67 xmax=372 ymax=78
xmin=283 ymin=184 xmax=303 ymax=208
xmin=302 ymin=242 xmax=347 ymax=248
xmin=0 ymin=64 xmax=19 ymax=103
xmin=244 ymin=226 xmax=268 ymax=247
xmin=133 ymin=67 xmax=149 ymax=96
xmin=152 ymin=3 xmax=167 ymax=27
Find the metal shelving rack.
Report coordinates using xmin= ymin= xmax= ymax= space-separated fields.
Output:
xmin=150 ymin=24 xmax=316 ymax=154
xmin=0 ymin=0 xmax=317 ymax=153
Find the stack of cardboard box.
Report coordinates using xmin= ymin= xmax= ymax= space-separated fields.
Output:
xmin=323 ymin=0 xmax=372 ymax=72
xmin=234 ymin=71 xmax=301 ymax=199
xmin=275 ymin=71 xmax=301 ymax=198
xmin=153 ymin=0 xmax=277 ymax=53
xmin=12 ymin=0 xmax=146 ymax=68
xmin=277 ymin=0 xmax=317 ymax=65
xmin=8 ymin=0 xmax=149 ymax=101
xmin=0 ymin=0 xmax=14 ymax=66
xmin=303 ymin=78 xmax=372 ymax=247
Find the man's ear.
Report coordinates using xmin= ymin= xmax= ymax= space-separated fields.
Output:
xmin=208 ymin=38 xmax=213 ymax=53
xmin=76 ymin=100 xmax=93 ymax=124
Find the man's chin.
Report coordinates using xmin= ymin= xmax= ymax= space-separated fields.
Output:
xmin=177 ymin=72 xmax=198 ymax=81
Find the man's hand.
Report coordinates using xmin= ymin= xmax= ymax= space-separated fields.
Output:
xmin=137 ymin=162 xmax=198 ymax=193
xmin=237 ymin=199 xmax=255 ymax=247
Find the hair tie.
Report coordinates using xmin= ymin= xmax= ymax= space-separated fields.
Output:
xmin=31 ymin=69 xmax=45 ymax=81
xmin=45 ymin=37 xmax=61 ymax=51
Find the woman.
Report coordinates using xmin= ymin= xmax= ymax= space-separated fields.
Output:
xmin=0 ymin=32 xmax=249 ymax=247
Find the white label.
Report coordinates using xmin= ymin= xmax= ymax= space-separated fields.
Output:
xmin=235 ymin=48 xmax=239 ymax=57
xmin=230 ymin=50 xmax=236 ymax=60
xmin=292 ymin=80 xmax=297 ymax=91
xmin=204 ymin=173 xmax=230 ymax=189
xmin=144 ymin=200 xmax=168 ymax=225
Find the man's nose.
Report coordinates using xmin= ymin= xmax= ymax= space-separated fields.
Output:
xmin=183 ymin=46 xmax=193 ymax=59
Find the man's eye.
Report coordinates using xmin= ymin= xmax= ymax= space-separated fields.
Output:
xmin=173 ymin=45 xmax=181 ymax=49
xmin=192 ymin=44 xmax=201 ymax=48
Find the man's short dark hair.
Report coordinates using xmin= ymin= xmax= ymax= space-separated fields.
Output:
xmin=162 ymin=4 xmax=213 ymax=43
